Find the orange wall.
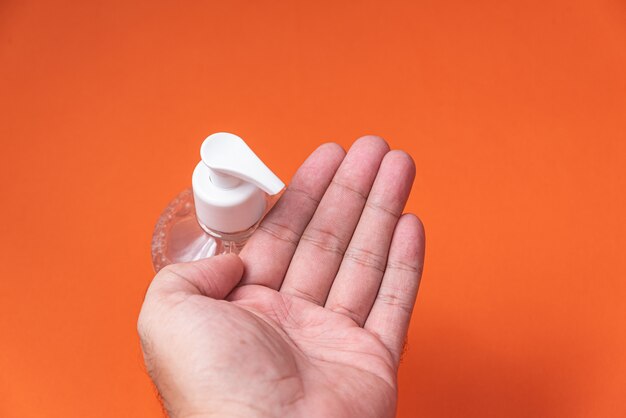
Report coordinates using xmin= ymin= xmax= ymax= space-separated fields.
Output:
xmin=1 ymin=1 xmax=625 ymax=416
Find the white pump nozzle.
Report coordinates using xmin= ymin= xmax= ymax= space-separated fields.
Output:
xmin=192 ymin=133 xmax=285 ymax=234
xmin=200 ymin=133 xmax=284 ymax=194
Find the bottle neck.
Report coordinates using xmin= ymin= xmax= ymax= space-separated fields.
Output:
xmin=197 ymin=221 xmax=258 ymax=255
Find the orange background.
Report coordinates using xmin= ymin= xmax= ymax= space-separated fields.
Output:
xmin=1 ymin=0 xmax=625 ymax=417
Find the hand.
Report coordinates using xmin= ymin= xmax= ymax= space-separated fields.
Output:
xmin=138 ymin=136 xmax=425 ymax=418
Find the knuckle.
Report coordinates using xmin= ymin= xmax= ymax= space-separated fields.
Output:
xmin=286 ymin=286 xmax=321 ymax=305
xmin=286 ymin=185 xmax=321 ymax=206
xmin=301 ymin=226 xmax=348 ymax=255
xmin=330 ymin=179 xmax=368 ymax=201
xmin=158 ymin=263 xmax=181 ymax=279
xmin=386 ymin=259 xmax=422 ymax=275
xmin=329 ymin=302 xmax=363 ymax=325
xmin=376 ymin=291 xmax=414 ymax=316
xmin=365 ymin=200 xmax=401 ymax=219
xmin=343 ymin=246 xmax=387 ymax=273
xmin=257 ymin=219 xmax=300 ymax=246
xmin=156 ymin=264 xmax=206 ymax=295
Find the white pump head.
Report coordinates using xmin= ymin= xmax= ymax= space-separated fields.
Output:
xmin=192 ymin=132 xmax=285 ymax=234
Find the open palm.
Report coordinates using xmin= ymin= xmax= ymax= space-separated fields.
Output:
xmin=138 ymin=136 xmax=425 ymax=418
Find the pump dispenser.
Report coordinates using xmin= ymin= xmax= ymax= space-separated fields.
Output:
xmin=151 ymin=133 xmax=284 ymax=272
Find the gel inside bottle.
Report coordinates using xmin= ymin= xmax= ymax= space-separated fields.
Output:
xmin=151 ymin=132 xmax=284 ymax=272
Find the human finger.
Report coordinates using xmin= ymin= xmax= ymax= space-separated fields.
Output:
xmin=324 ymin=151 xmax=415 ymax=325
xmin=363 ymin=214 xmax=425 ymax=366
xmin=144 ymin=253 xmax=244 ymax=300
xmin=239 ymin=143 xmax=345 ymax=289
xmin=280 ymin=136 xmax=389 ymax=304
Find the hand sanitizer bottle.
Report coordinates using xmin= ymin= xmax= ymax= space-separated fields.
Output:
xmin=151 ymin=132 xmax=284 ymax=272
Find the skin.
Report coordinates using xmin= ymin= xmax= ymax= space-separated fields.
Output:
xmin=138 ymin=136 xmax=426 ymax=418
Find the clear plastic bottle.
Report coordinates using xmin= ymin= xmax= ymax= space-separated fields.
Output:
xmin=150 ymin=133 xmax=284 ymax=272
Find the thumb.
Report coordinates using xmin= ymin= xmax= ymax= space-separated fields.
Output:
xmin=147 ymin=254 xmax=244 ymax=300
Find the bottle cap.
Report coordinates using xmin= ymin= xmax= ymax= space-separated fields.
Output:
xmin=192 ymin=132 xmax=284 ymax=233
